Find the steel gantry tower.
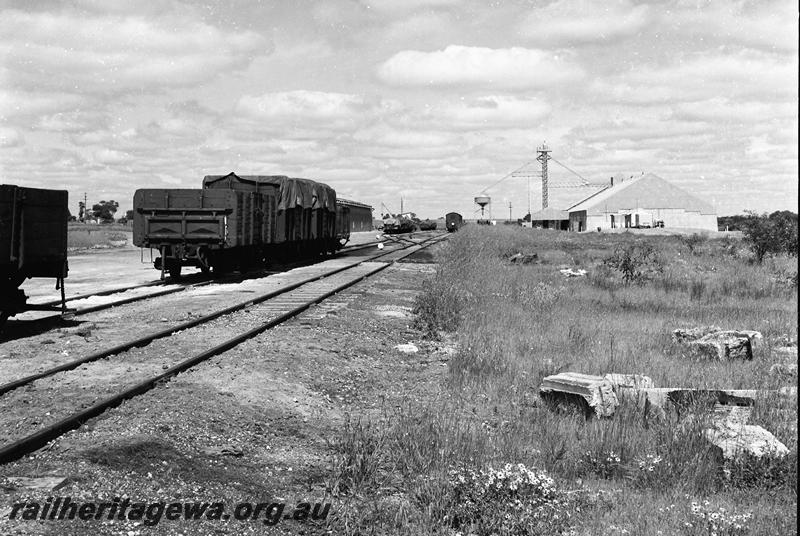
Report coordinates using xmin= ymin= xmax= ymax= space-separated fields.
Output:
xmin=536 ymin=143 xmax=551 ymax=209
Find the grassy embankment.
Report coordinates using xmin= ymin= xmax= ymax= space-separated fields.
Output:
xmin=67 ymin=222 xmax=130 ymax=249
xmin=327 ymin=225 xmax=797 ymax=535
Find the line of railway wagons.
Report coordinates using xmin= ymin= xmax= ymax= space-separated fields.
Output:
xmin=133 ymin=173 xmax=356 ymax=277
xmin=1 ymin=176 xmax=462 ymax=327
xmin=0 ymin=174 xmax=374 ymax=326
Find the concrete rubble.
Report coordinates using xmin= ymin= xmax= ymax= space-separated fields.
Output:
xmin=672 ymin=326 xmax=762 ymax=360
xmin=634 ymin=388 xmax=758 ymax=421
xmin=394 ymin=343 xmax=419 ymax=354
xmin=507 ymin=252 xmax=538 ymax=264
xmin=539 ymin=370 xmax=792 ymax=463
xmin=539 ymin=372 xmax=618 ymax=417
xmin=603 ymin=373 xmax=654 ymax=392
xmin=705 ymin=416 xmax=789 ymax=460
xmin=559 ymin=268 xmax=587 ymax=278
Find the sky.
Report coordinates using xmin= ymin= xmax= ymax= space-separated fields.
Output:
xmin=0 ymin=0 xmax=797 ymax=219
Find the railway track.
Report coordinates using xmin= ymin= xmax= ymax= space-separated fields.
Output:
xmin=0 ymin=232 xmax=446 ymax=464
xmin=3 ymin=239 xmax=391 ymax=339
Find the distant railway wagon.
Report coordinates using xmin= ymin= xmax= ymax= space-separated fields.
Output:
xmin=382 ymin=216 xmax=415 ymax=234
xmin=1 ymin=185 xmax=69 ymax=325
xmin=337 ymin=198 xmax=373 ymax=232
xmin=133 ymin=172 xmax=350 ymax=277
xmin=445 ymin=212 xmax=463 ymax=232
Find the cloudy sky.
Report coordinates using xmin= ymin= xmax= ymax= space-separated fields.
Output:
xmin=0 ymin=0 xmax=797 ymax=218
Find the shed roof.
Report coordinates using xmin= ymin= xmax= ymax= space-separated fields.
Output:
xmin=338 ymin=198 xmax=373 ymax=210
xmin=529 ymin=207 xmax=569 ymax=221
xmin=566 ymin=173 xmax=715 ymax=215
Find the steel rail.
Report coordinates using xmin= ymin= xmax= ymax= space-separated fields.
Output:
xmin=30 ymin=240 xmax=384 ymax=308
xmin=7 ymin=240 xmax=390 ymax=334
xmin=0 ymin=234 xmax=445 ymax=464
xmin=0 ymin=235 xmax=439 ymax=397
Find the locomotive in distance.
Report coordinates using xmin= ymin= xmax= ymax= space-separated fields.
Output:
xmin=133 ymin=172 xmax=375 ymax=278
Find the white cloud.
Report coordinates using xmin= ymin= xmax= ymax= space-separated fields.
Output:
xmin=93 ymin=148 xmax=132 ymax=165
xmin=673 ymin=98 xmax=796 ymax=123
xmin=0 ymin=127 xmax=24 ymax=148
xmin=591 ymin=49 xmax=798 ymax=104
xmin=428 ymin=96 xmax=551 ymax=128
xmin=667 ymin=0 xmax=797 ymax=52
xmin=0 ymin=90 xmax=85 ymax=120
xmin=35 ymin=111 xmax=109 ymax=133
xmin=361 ymin=0 xmax=461 ymax=13
xmin=377 ymin=45 xmax=584 ymax=88
xmin=235 ymin=90 xmax=382 ymax=135
xmin=518 ymin=0 xmax=652 ymax=45
xmin=0 ymin=9 xmax=267 ymax=94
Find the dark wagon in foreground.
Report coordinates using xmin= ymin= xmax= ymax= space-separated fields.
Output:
xmin=1 ymin=184 xmax=69 ymax=326
xmin=445 ymin=212 xmax=463 ymax=232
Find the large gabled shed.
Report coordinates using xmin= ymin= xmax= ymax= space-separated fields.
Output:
xmin=566 ymin=174 xmax=717 ymax=232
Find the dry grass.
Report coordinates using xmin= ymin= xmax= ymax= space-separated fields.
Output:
xmin=326 ymin=226 xmax=797 ymax=535
xmin=68 ymin=223 xmax=129 ymax=249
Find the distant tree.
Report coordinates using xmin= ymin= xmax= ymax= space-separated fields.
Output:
xmin=91 ymin=200 xmax=119 ymax=223
xmin=125 ymin=209 xmax=134 ymax=221
xmin=67 ymin=209 xmax=76 ymax=222
xmin=78 ymin=201 xmax=86 ymax=222
xmin=741 ymin=210 xmax=798 ymax=263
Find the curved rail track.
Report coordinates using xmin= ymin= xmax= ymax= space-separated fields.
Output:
xmin=0 ymin=232 xmax=446 ymax=464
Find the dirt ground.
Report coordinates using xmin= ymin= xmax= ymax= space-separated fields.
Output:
xmin=21 ymin=231 xmax=381 ymax=304
xmin=0 ymin=243 xmax=451 ymax=535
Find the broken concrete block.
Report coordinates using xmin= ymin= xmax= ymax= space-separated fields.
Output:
xmin=603 ymin=373 xmax=654 ymax=392
xmin=672 ymin=326 xmax=723 ymax=343
xmin=769 ymin=363 xmax=798 ymax=378
xmin=508 ymin=252 xmax=538 ymax=264
xmin=779 ymin=386 xmax=797 ymax=397
xmin=635 ymin=388 xmax=757 ymax=421
xmin=559 ymin=268 xmax=587 ymax=277
xmin=673 ymin=327 xmax=761 ymax=360
xmin=394 ymin=343 xmax=418 ymax=354
xmin=539 ymin=372 xmax=618 ymax=417
xmin=705 ymin=421 xmax=789 ymax=460
xmin=3 ymin=476 xmax=69 ymax=492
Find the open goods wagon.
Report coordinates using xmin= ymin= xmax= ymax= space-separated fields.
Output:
xmin=203 ymin=173 xmax=344 ymax=254
xmin=1 ymin=185 xmax=69 ymax=326
xmin=133 ymin=173 xmax=349 ymax=277
xmin=132 ymin=187 xmax=277 ymax=277
xmin=445 ymin=212 xmax=463 ymax=232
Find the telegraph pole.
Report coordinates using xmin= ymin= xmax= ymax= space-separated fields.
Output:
xmin=508 ymin=201 xmax=512 ymax=221
xmin=537 ymin=143 xmax=551 ymax=209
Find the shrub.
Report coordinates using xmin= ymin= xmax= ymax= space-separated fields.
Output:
xmin=602 ymin=242 xmax=664 ymax=284
xmin=741 ymin=211 xmax=798 ymax=263
xmin=681 ymin=233 xmax=708 ymax=255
